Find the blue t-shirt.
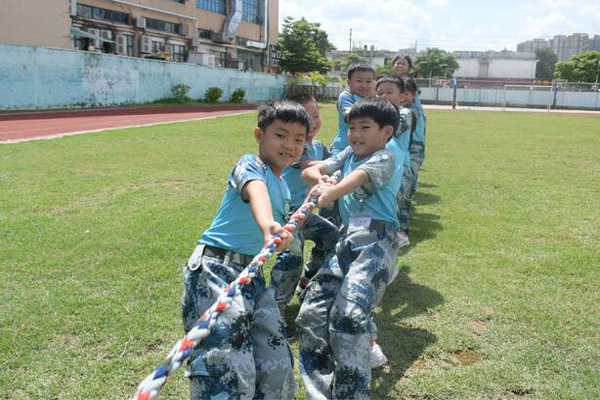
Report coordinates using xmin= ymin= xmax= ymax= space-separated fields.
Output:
xmin=409 ymin=104 xmax=425 ymax=144
xmin=388 ymin=107 xmax=412 ymax=170
xmin=322 ymin=147 xmax=401 ymax=227
xmin=330 ymin=90 xmax=361 ymax=155
xmin=281 ymin=139 xmax=329 ymax=209
xmin=199 ymin=155 xmax=291 ymax=256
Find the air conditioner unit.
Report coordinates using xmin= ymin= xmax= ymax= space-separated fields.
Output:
xmin=210 ymin=31 xmax=234 ymax=43
xmin=271 ymin=58 xmax=281 ymax=68
xmin=69 ymin=0 xmax=77 ymax=16
xmin=116 ymin=35 xmax=127 ymax=55
xmin=136 ymin=17 xmax=146 ymax=29
xmin=101 ymin=30 xmax=112 ymax=41
xmin=140 ymin=35 xmax=151 ymax=54
xmin=191 ymin=35 xmax=198 ymax=49
xmin=187 ymin=52 xmax=216 ymax=67
xmin=238 ymin=61 xmax=244 ymax=71
xmin=87 ymin=28 xmax=102 ymax=49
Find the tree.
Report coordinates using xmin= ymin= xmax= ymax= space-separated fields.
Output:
xmin=339 ymin=53 xmax=365 ymax=76
xmin=554 ymin=52 xmax=600 ymax=82
xmin=375 ymin=61 xmax=395 ymax=77
xmin=535 ymin=48 xmax=558 ymax=79
xmin=278 ymin=17 xmax=333 ymax=75
xmin=415 ymin=48 xmax=459 ymax=78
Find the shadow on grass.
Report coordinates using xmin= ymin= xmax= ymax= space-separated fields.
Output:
xmin=372 ymin=265 xmax=443 ymax=398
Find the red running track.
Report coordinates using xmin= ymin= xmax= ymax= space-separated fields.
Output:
xmin=0 ymin=105 xmax=256 ymax=143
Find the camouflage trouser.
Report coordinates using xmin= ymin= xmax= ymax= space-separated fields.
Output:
xmin=182 ymin=249 xmax=296 ymax=400
xmin=409 ymin=141 xmax=425 ymax=192
xmin=295 ymin=223 xmax=400 ymax=400
xmin=270 ymin=213 xmax=339 ymax=311
xmin=398 ymin=165 xmax=415 ymax=234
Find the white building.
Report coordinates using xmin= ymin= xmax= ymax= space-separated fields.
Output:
xmin=452 ymin=50 xmax=537 ymax=79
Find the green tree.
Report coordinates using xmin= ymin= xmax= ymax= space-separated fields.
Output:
xmin=375 ymin=60 xmax=395 ymax=76
xmin=339 ymin=53 xmax=365 ymax=76
xmin=535 ymin=48 xmax=558 ymax=79
xmin=415 ymin=48 xmax=459 ymax=78
xmin=278 ymin=17 xmax=333 ymax=75
xmin=554 ymin=52 xmax=600 ymax=82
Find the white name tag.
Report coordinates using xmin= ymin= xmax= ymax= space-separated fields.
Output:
xmin=348 ymin=213 xmax=371 ymax=233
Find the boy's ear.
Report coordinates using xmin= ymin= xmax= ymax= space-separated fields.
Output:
xmin=383 ymin=125 xmax=394 ymax=140
xmin=254 ymin=127 xmax=263 ymax=143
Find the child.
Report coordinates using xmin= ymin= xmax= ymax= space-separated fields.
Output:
xmin=393 ymin=55 xmax=425 ymax=114
xmin=376 ymin=75 xmax=416 ymax=244
xmin=330 ymin=62 xmax=376 ymax=155
xmin=269 ymin=94 xmax=339 ymax=335
xmin=296 ymin=97 xmax=402 ymax=399
xmin=403 ymin=77 xmax=426 ymax=185
xmin=181 ymin=100 xmax=310 ymax=400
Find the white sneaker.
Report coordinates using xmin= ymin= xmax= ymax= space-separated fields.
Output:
xmin=388 ymin=266 xmax=399 ymax=286
xmin=370 ymin=342 xmax=388 ymax=368
xmin=397 ymin=233 xmax=410 ymax=248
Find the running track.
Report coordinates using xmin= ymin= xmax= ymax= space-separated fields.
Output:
xmin=0 ymin=105 xmax=255 ymax=143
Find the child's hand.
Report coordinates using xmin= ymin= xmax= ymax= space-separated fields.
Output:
xmin=315 ymin=186 xmax=334 ymax=209
xmin=263 ymin=221 xmax=293 ymax=252
xmin=308 ymin=183 xmax=327 ymax=201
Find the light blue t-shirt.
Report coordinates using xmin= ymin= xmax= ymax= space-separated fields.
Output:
xmin=322 ymin=147 xmax=401 ymax=227
xmin=281 ymin=139 xmax=329 ymax=209
xmin=330 ymin=90 xmax=361 ymax=155
xmin=409 ymin=103 xmax=426 ymax=144
xmin=199 ymin=155 xmax=291 ymax=256
xmin=388 ymin=107 xmax=412 ymax=170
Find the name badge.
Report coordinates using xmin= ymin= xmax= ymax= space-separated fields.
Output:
xmin=348 ymin=212 xmax=371 ymax=233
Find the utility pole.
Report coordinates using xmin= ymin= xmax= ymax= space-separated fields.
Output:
xmin=349 ymin=28 xmax=352 ymax=52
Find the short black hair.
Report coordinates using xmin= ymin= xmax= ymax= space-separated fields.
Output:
xmin=257 ymin=99 xmax=311 ymax=135
xmin=347 ymin=62 xmax=375 ymax=80
xmin=403 ymin=76 xmax=418 ymax=95
xmin=288 ymin=93 xmax=317 ymax=105
xmin=347 ymin=97 xmax=400 ymax=137
xmin=376 ymin=75 xmax=406 ymax=93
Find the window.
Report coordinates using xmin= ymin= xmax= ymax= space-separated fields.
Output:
xmin=236 ymin=36 xmax=248 ymax=46
xmin=125 ymin=35 xmax=134 ymax=56
xmin=211 ymin=50 xmax=227 ymax=67
xmin=168 ymin=0 xmax=185 ymax=3
xmin=242 ymin=0 xmax=260 ymax=24
xmin=238 ymin=50 xmax=261 ymax=71
xmin=77 ymin=4 xmax=130 ymax=24
xmin=171 ymin=44 xmax=187 ymax=62
xmin=152 ymin=41 xmax=166 ymax=53
xmin=198 ymin=28 xmax=212 ymax=39
xmin=197 ymin=0 xmax=226 ymax=14
xmin=146 ymin=18 xmax=182 ymax=34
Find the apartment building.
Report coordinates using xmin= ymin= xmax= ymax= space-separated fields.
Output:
xmin=516 ymin=38 xmax=550 ymax=53
xmin=0 ymin=0 xmax=280 ymax=72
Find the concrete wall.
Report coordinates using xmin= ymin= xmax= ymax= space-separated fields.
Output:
xmin=0 ymin=0 xmax=71 ymax=49
xmin=421 ymin=86 xmax=600 ymax=110
xmin=0 ymin=44 xmax=286 ymax=110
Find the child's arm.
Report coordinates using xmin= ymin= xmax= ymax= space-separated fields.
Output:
xmin=243 ymin=181 xmax=293 ymax=251
xmin=302 ymin=147 xmax=351 ymax=186
xmin=310 ymin=170 xmax=368 ymax=208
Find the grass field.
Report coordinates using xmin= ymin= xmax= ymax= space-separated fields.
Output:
xmin=1 ymin=108 xmax=599 ymax=399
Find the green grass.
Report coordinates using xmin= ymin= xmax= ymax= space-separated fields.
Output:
xmin=1 ymin=109 xmax=599 ymax=399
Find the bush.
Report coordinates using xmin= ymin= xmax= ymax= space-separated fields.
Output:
xmin=204 ymin=87 xmax=223 ymax=103
xmin=230 ymin=88 xmax=246 ymax=103
xmin=171 ymin=84 xmax=191 ymax=103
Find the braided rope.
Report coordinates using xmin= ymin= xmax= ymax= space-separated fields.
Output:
xmin=132 ymin=200 xmax=317 ymax=400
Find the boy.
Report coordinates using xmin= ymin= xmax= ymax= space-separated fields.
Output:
xmin=296 ymin=97 xmax=402 ymax=399
xmin=330 ymin=62 xmax=376 ymax=155
xmin=181 ymin=100 xmax=310 ymax=400
xmin=377 ymin=75 xmax=415 ymax=246
xmin=270 ymin=95 xmax=339 ymax=332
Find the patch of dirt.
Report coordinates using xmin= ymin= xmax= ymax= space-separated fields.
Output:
xmin=452 ymin=349 xmax=482 ymax=366
xmin=410 ymin=356 xmax=428 ymax=371
xmin=470 ymin=318 xmax=491 ymax=330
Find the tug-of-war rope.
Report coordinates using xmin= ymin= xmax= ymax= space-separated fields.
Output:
xmin=132 ymin=199 xmax=319 ymax=400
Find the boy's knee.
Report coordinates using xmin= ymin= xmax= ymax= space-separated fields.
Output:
xmin=329 ymin=296 xmax=370 ymax=335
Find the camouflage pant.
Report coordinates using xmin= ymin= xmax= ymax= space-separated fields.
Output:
xmin=270 ymin=213 xmax=339 ymax=310
xmin=409 ymin=141 xmax=425 ymax=190
xmin=295 ymin=223 xmax=400 ymax=399
xmin=182 ymin=249 xmax=296 ymax=400
xmin=398 ymin=165 xmax=415 ymax=234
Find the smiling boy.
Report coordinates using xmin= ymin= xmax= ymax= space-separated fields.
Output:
xmin=182 ymin=100 xmax=310 ymax=399
xmin=295 ymin=97 xmax=403 ymax=399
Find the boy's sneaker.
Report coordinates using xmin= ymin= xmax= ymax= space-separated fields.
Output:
xmin=388 ymin=266 xmax=399 ymax=286
xmin=370 ymin=342 xmax=388 ymax=368
xmin=397 ymin=233 xmax=410 ymax=249
xmin=283 ymin=320 xmax=296 ymax=340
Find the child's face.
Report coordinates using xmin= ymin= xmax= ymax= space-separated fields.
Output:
xmin=255 ymin=120 xmax=306 ymax=174
xmin=302 ymin=101 xmax=321 ymax=141
xmin=403 ymin=91 xmax=415 ymax=106
xmin=348 ymin=71 xmax=375 ymax=97
xmin=376 ymin=82 xmax=405 ymax=107
xmin=347 ymin=117 xmax=393 ymax=158
xmin=393 ymin=58 xmax=410 ymax=75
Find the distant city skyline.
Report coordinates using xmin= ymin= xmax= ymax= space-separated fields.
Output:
xmin=279 ymin=0 xmax=600 ymax=53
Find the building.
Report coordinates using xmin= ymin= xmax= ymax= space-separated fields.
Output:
xmin=550 ymin=33 xmax=589 ymax=62
xmin=517 ymin=38 xmax=549 ymax=53
xmin=0 ymin=0 xmax=280 ymax=72
xmin=452 ymin=50 xmax=537 ymax=79
xmin=588 ymin=35 xmax=600 ymax=52
xmin=326 ymin=47 xmax=410 ymax=76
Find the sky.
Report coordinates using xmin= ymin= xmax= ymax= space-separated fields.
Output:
xmin=278 ymin=0 xmax=600 ymax=53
